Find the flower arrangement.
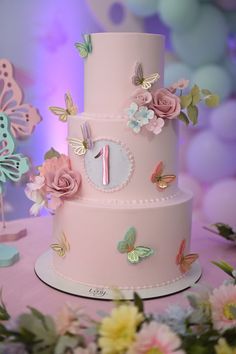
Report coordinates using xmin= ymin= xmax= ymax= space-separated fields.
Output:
xmin=126 ymin=79 xmax=219 ymax=135
xmin=25 ymin=148 xmax=81 ymax=215
xmin=1 ymin=261 xmax=236 ymax=354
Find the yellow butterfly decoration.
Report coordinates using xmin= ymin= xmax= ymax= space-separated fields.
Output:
xmin=68 ymin=121 xmax=93 ymax=156
xmin=51 ymin=232 xmax=70 ymax=257
xmin=132 ymin=62 xmax=160 ymax=90
xmin=49 ymin=92 xmax=78 ymax=122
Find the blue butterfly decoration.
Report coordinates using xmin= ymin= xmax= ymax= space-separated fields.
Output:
xmin=0 ymin=113 xmax=29 ymax=193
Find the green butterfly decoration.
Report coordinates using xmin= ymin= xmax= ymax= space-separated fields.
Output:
xmin=0 ymin=113 xmax=29 ymax=193
xmin=75 ymin=34 xmax=92 ymax=58
xmin=117 ymin=227 xmax=154 ymax=264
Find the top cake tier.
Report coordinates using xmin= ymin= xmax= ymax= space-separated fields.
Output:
xmin=84 ymin=33 xmax=164 ymax=115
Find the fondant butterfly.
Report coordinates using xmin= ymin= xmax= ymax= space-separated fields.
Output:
xmin=0 ymin=113 xmax=29 ymax=193
xmin=49 ymin=92 xmax=78 ymax=122
xmin=68 ymin=121 xmax=93 ymax=156
xmin=151 ymin=161 xmax=176 ymax=191
xmin=51 ymin=232 xmax=70 ymax=257
xmin=132 ymin=62 xmax=160 ymax=90
xmin=75 ymin=34 xmax=92 ymax=58
xmin=176 ymin=239 xmax=198 ymax=274
xmin=0 ymin=59 xmax=41 ymax=138
xmin=117 ymin=227 xmax=154 ymax=264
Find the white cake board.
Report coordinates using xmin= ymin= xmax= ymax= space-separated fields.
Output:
xmin=35 ymin=250 xmax=202 ymax=300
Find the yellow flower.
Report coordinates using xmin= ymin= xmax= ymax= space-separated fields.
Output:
xmin=215 ymin=338 xmax=236 ymax=354
xmin=98 ymin=304 xmax=144 ymax=354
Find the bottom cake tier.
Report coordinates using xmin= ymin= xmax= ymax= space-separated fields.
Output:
xmin=35 ymin=190 xmax=201 ymax=299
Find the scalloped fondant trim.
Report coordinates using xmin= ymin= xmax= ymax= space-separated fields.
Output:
xmin=83 ymin=137 xmax=135 ymax=193
xmin=53 ymin=262 xmax=186 ymax=290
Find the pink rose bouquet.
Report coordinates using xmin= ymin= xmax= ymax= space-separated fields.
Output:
xmin=25 ymin=148 xmax=81 ymax=215
xmin=150 ymin=88 xmax=181 ymax=120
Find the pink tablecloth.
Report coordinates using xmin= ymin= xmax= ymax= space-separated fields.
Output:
xmin=1 ymin=216 xmax=235 ymax=319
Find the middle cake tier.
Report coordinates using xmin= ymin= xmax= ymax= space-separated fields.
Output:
xmin=68 ymin=114 xmax=180 ymax=201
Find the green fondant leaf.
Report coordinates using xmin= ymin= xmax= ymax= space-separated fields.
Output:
xmin=201 ymin=88 xmax=212 ymax=96
xmin=187 ymin=105 xmax=198 ymax=125
xmin=124 ymin=227 xmax=136 ymax=249
xmin=191 ymin=85 xmax=201 ymax=105
xmin=178 ymin=111 xmax=189 ymax=125
xmin=44 ymin=147 xmax=61 ymax=160
xmin=180 ymin=94 xmax=192 ymax=109
xmin=204 ymin=94 xmax=220 ymax=108
xmin=135 ymin=246 xmax=154 ymax=258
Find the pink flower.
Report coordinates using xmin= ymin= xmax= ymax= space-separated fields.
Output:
xmin=168 ymin=79 xmax=189 ymax=93
xmin=131 ymin=88 xmax=152 ymax=106
xmin=209 ymin=284 xmax=236 ymax=331
xmin=56 ymin=303 xmax=85 ymax=335
xmin=39 ymin=155 xmax=81 ymax=210
xmin=150 ymin=88 xmax=181 ymax=120
xmin=145 ymin=116 xmax=165 ymax=135
xmin=128 ymin=322 xmax=185 ymax=354
xmin=25 ymin=176 xmax=46 ymax=216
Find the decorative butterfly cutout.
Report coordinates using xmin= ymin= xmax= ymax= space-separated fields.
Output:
xmin=68 ymin=121 xmax=93 ymax=156
xmin=176 ymin=239 xmax=198 ymax=274
xmin=0 ymin=113 xmax=29 ymax=193
xmin=51 ymin=232 xmax=70 ymax=257
xmin=117 ymin=227 xmax=154 ymax=264
xmin=132 ymin=62 xmax=160 ymax=90
xmin=75 ymin=34 xmax=92 ymax=58
xmin=151 ymin=161 xmax=176 ymax=191
xmin=49 ymin=92 xmax=78 ymax=122
xmin=0 ymin=59 xmax=41 ymax=138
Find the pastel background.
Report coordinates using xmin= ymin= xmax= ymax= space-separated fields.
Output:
xmin=0 ymin=0 xmax=236 ymax=226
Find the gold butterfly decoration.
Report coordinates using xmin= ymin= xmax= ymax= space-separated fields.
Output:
xmin=51 ymin=232 xmax=70 ymax=257
xmin=151 ymin=161 xmax=176 ymax=191
xmin=132 ymin=62 xmax=160 ymax=90
xmin=49 ymin=92 xmax=78 ymax=122
xmin=68 ymin=121 xmax=93 ymax=156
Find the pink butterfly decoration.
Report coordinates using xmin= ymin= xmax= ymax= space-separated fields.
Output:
xmin=0 ymin=59 xmax=41 ymax=138
xmin=176 ymin=239 xmax=198 ymax=274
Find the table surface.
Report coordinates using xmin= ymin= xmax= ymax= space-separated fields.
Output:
xmin=1 ymin=216 xmax=235 ymax=320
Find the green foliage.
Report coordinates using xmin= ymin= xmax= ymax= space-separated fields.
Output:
xmin=178 ymin=111 xmax=189 ymax=125
xmin=44 ymin=147 xmax=61 ymax=160
xmin=191 ymin=85 xmax=201 ymax=106
xmin=212 ymin=260 xmax=235 ymax=278
xmin=133 ymin=292 xmax=144 ymax=314
xmin=204 ymin=94 xmax=220 ymax=108
xmin=0 ymin=290 xmax=10 ymax=321
xmin=187 ymin=105 xmax=198 ymax=125
xmin=180 ymin=94 xmax=192 ymax=109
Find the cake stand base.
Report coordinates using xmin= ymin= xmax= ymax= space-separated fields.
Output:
xmin=35 ymin=250 xmax=202 ymax=300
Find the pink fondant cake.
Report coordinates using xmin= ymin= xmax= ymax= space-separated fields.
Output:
xmin=34 ymin=33 xmax=201 ymax=299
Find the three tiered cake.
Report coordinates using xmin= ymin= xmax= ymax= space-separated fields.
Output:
xmin=35 ymin=33 xmax=201 ymax=299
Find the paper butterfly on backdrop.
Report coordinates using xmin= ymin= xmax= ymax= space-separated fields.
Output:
xmin=132 ymin=62 xmax=160 ymax=90
xmin=68 ymin=122 xmax=93 ymax=156
xmin=0 ymin=59 xmax=41 ymax=138
xmin=49 ymin=92 xmax=78 ymax=122
xmin=151 ymin=161 xmax=176 ymax=191
xmin=0 ymin=113 xmax=29 ymax=193
xmin=176 ymin=239 xmax=198 ymax=274
xmin=51 ymin=232 xmax=70 ymax=257
xmin=75 ymin=34 xmax=92 ymax=58
xmin=117 ymin=227 xmax=154 ymax=264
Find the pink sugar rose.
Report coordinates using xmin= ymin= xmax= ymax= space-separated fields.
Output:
xmin=131 ymin=88 xmax=152 ymax=106
xmin=150 ymin=88 xmax=181 ymax=119
xmin=39 ymin=154 xmax=81 ymax=210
